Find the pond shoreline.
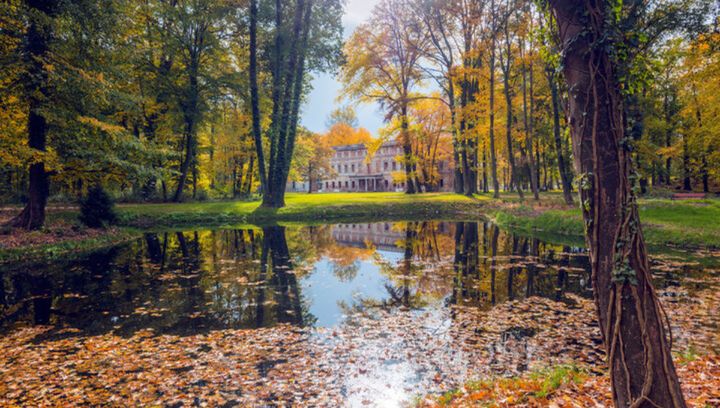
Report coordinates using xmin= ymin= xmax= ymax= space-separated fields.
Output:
xmin=2 ymin=192 xmax=719 ymax=263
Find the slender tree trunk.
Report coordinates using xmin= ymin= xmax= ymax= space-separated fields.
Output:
xmin=11 ymin=0 xmax=58 ymax=230
xmin=520 ymin=34 xmax=539 ymax=200
xmin=550 ymin=1 xmax=686 ymax=406
xmin=663 ymin=93 xmax=672 ymax=186
xmin=173 ymin=113 xmax=196 ymax=202
xmin=244 ymin=156 xmax=255 ymax=195
xmin=249 ymin=0 xmax=268 ymax=196
xmin=401 ymin=104 xmax=417 ymax=194
xmin=449 ymin=84 xmax=464 ymax=194
xmin=682 ymin=136 xmax=691 ymax=191
xmin=547 ymin=69 xmax=574 ymax=205
xmin=173 ymin=55 xmax=200 ymax=202
xmin=701 ymin=154 xmax=709 ymax=193
xmin=488 ymin=12 xmax=500 ymax=198
xmin=502 ymin=64 xmax=523 ymax=199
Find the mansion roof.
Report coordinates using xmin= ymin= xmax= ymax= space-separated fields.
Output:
xmin=331 ymin=139 xmax=400 ymax=151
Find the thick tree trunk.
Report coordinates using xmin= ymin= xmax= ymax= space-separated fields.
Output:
xmin=263 ymin=0 xmax=312 ymax=208
xmin=550 ymin=1 xmax=686 ymax=407
xmin=11 ymin=0 xmax=58 ymax=230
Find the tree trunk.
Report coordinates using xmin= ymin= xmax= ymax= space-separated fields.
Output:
xmin=245 ymin=156 xmax=255 ymax=195
xmin=449 ymin=84 xmax=464 ymax=194
xmin=488 ymin=11 xmax=500 ymax=199
xmin=249 ymin=0 xmax=268 ymax=196
xmin=682 ymin=137 xmax=691 ymax=191
xmin=502 ymin=63 xmax=523 ymax=199
xmin=520 ymin=34 xmax=540 ymax=200
xmin=550 ymin=1 xmax=686 ymax=407
xmin=547 ymin=68 xmax=574 ymax=205
xmin=401 ymin=105 xmax=417 ymax=194
xmin=11 ymin=0 xmax=58 ymax=230
xmin=663 ymin=93 xmax=672 ymax=186
xmin=173 ymin=114 xmax=196 ymax=202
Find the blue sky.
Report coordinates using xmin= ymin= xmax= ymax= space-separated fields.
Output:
xmin=300 ymin=0 xmax=384 ymax=136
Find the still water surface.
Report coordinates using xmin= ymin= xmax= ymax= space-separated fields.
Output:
xmin=1 ymin=221 xmax=718 ymax=406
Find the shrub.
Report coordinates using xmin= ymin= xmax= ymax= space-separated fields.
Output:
xmin=79 ymin=185 xmax=117 ymax=228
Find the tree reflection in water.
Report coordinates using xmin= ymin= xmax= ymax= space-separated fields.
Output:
xmin=0 ymin=221 xmax=598 ymax=338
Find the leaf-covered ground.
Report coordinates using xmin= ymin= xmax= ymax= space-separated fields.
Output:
xmin=1 ymin=284 xmax=717 ymax=407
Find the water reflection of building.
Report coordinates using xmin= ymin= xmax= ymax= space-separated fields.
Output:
xmin=332 ymin=223 xmax=405 ymax=252
xmin=331 ymin=222 xmax=451 ymax=252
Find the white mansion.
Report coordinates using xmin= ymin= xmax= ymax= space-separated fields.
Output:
xmin=319 ymin=139 xmax=454 ymax=192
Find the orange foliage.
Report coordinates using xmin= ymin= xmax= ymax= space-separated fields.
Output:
xmin=321 ymin=123 xmax=373 ymax=148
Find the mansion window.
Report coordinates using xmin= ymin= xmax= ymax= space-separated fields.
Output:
xmin=344 ymin=164 xmax=348 ymax=173
xmin=383 ymin=162 xmax=388 ymax=171
xmin=351 ymin=164 xmax=355 ymax=172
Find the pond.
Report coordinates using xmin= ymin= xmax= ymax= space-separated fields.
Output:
xmin=1 ymin=221 xmax=719 ymax=406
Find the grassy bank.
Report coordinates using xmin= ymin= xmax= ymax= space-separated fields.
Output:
xmin=2 ymin=192 xmax=718 ymax=262
xmin=0 ymin=227 xmax=138 ymax=264
xmin=116 ymin=192 xmax=485 ymax=227
xmin=486 ymin=194 xmax=720 ymax=248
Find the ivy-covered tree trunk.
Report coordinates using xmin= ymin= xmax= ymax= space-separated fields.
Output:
xmin=11 ymin=0 xmax=58 ymax=230
xmin=550 ymin=1 xmax=686 ymax=407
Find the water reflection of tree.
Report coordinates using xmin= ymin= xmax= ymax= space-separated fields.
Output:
xmin=0 ymin=222 xmax=596 ymax=337
xmin=359 ymin=221 xmax=455 ymax=311
xmin=262 ymin=226 xmax=307 ymax=326
xmin=449 ymin=222 xmax=593 ymax=310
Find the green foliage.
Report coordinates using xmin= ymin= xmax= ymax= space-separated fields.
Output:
xmin=79 ymin=185 xmax=117 ymax=228
xmin=529 ymin=364 xmax=585 ymax=398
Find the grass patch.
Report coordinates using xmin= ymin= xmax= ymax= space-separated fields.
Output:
xmin=116 ymin=192 xmax=484 ymax=227
xmin=486 ymin=195 xmax=720 ymax=248
xmin=529 ymin=364 xmax=585 ymax=398
xmin=420 ymin=364 xmax=587 ymax=407
xmin=0 ymin=227 xmax=138 ymax=265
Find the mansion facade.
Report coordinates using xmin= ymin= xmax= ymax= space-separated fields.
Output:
xmin=315 ymin=139 xmax=454 ymax=193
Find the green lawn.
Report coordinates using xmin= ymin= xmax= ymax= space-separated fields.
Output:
xmin=4 ymin=192 xmax=717 ymax=264
xmin=117 ymin=192 xmax=483 ymax=227
xmin=486 ymin=196 xmax=720 ymax=248
xmin=113 ymin=191 xmax=720 ymax=247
